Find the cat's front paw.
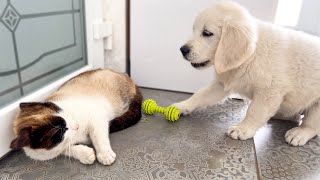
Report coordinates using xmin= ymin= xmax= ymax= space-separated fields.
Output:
xmin=97 ymin=149 xmax=116 ymax=165
xmin=79 ymin=146 xmax=96 ymax=165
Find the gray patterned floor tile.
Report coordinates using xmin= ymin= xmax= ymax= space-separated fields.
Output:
xmin=255 ymin=120 xmax=320 ymax=180
xmin=0 ymin=88 xmax=258 ymax=180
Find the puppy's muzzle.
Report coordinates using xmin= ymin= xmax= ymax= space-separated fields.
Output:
xmin=180 ymin=45 xmax=190 ymax=59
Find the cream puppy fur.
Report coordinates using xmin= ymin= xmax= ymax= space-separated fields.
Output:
xmin=174 ymin=1 xmax=320 ymax=146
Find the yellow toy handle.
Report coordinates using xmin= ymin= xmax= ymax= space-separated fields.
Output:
xmin=142 ymin=99 xmax=180 ymax=122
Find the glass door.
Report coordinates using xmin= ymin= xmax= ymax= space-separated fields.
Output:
xmin=0 ymin=0 xmax=87 ymax=108
xmin=0 ymin=0 xmax=105 ymax=157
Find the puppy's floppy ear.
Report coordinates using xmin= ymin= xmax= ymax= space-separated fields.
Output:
xmin=214 ymin=21 xmax=256 ymax=74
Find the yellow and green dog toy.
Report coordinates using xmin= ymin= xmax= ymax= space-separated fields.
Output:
xmin=142 ymin=99 xmax=180 ymax=122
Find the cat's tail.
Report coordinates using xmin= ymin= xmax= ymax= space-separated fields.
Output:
xmin=109 ymin=86 xmax=142 ymax=133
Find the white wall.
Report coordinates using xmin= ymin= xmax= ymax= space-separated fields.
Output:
xmin=101 ymin=0 xmax=278 ymax=75
xmin=103 ymin=0 xmax=127 ymax=72
xmin=295 ymin=0 xmax=320 ymax=36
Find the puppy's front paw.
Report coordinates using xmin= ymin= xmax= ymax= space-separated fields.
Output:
xmin=285 ymin=126 xmax=317 ymax=146
xmin=97 ymin=149 xmax=116 ymax=165
xmin=79 ymin=146 xmax=96 ymax=165
xmin=172 ymin=101 xmax=194 ymax=115
xmin=227 ymin=124 xmax=256 ymax=140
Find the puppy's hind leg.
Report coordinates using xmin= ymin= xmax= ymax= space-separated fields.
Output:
xmin=285 ymin=102 xmax=320 ymax=146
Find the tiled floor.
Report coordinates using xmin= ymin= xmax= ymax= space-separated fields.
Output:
xmin=255 ymin=120 xmax=320 ymax=180
xmin=0 ymin=88 xmax=320 ymax=180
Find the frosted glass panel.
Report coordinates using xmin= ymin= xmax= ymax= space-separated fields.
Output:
xmin=11 ymin=0 xmax=72 ymax=14
xmin=0 ymin=1 xmax=5 ymax=16
xmin=0 ymin=24 xmax=15 ymax=71
xmin=1 ymin=90 xmax=21 ymax=107
xmin=0 ymin=0 xmax=87 ymax=108
xmin=23 ymin=61 xmax=85 ymax=95
xmin=16 ymin=14 xmax=75 ymax=67
xmin=0 ymin=74 xmax=19 ymax=92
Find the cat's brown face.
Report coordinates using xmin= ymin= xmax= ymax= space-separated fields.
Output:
xmin=10 ymin=102 xmax=68 ymax=150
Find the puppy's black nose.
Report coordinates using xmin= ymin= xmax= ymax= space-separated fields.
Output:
xmin=180 ymin=45 xmax=190 ymax=57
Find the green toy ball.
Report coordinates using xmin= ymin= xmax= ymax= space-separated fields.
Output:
xmin=142 ymin=99 xmax=180 ymax=122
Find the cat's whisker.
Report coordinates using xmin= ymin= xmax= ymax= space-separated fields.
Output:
xmin=68 ymin=142 xmax=71 ymax=162
xmin=48 ymin=128 xmax=60 ymax=140
xmin=70 ymin=140 xmax=73 ymax=159
xmin=47 ymin=121 xmax=60 ymax=129
xmin=68 ymin=137 xmax=73 ymax=162
xmin=46 ymin=127 xmax=59 ymax=136
xmin=63 ymin=153 xmax=67 ymax=162
xmin=59 ymin=129 xmax=64 ymax=140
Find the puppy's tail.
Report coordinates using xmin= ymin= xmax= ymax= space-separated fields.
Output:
xmin=109 ymin=86 xmax=142 ymax=133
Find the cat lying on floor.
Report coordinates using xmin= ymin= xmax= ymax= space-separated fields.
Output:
xmin=10 ymin=69 xmax=142 ymax=165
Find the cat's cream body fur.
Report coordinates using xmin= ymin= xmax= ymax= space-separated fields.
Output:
xmin=24 ymin=97 xmax=116 ymax=165
xmin=11 ymin=69 xmax=142 ymax=165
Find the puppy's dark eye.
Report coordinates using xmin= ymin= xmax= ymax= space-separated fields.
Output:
xmin=202 ymin=30 xmax=214 ymax=37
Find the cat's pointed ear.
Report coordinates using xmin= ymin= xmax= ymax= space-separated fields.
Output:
xmin=10 ymin=127 xmax=32 ymax=150
xmin=19 ymin=102 xmax=42 ymax=111
xmin=19 ymin=102 xmax=60 ymax=112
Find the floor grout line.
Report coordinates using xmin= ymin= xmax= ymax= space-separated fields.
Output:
xmin=253 ymin=138 xmax=262 ymax=180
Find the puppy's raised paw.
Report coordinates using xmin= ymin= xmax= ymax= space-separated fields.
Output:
xmin=172 ymin=101 xmax=194 ymax=115
xmin=227 ymin=124 xmax=256 ymax=140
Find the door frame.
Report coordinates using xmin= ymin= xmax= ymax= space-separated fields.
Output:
xmin=0 ymin=0 xmax=105 ymax=158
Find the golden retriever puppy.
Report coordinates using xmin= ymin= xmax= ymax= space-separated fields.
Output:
xmin=174 ymin=1 xmax=320 ymax=146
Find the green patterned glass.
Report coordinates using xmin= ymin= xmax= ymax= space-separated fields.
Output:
xmin=0 ymin=0 xmax=87 ymax=108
